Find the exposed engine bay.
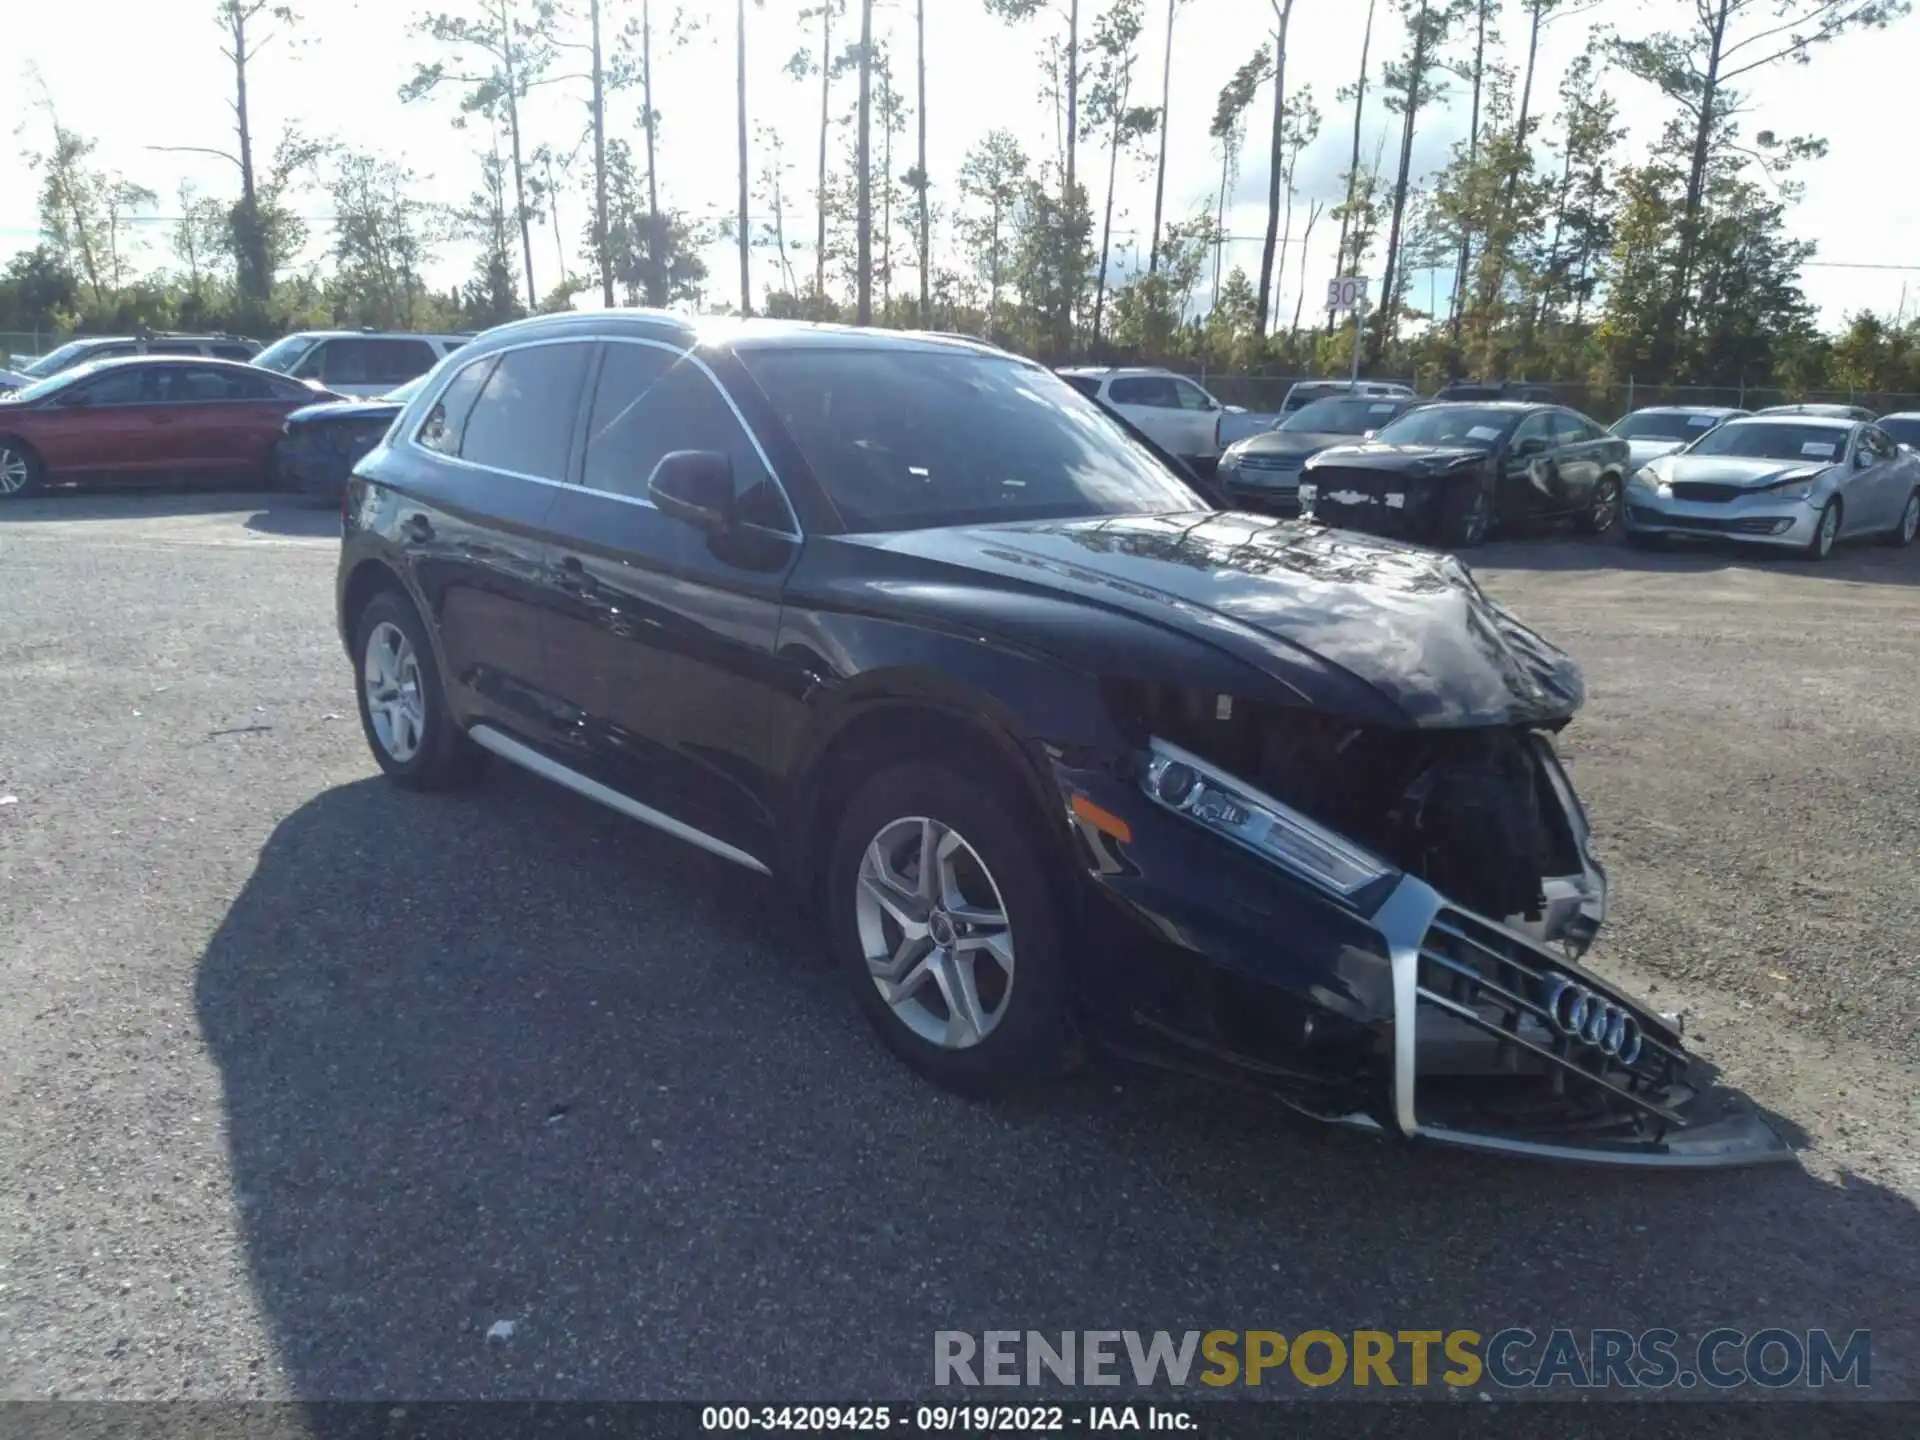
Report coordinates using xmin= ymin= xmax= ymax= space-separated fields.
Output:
xmin=1104 ymin=681 xmax=1583 ymax=924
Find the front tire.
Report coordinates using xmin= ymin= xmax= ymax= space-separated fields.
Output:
xmin=827 ymin=762 xmax=1071 ymax=1098
xmin=1434 ymin=478 xmax=1491 ymax=549
xmin=0 ymin=439 xmax=44 ymax=499
xmin=1884 ymin=490 xmax=1919 ymax=548
xmin=1803 ymin=500 xmax=1841 ymax=561
xmin=1577 ymin=474 xmax=1623 ymax=535
xmin=351 ymin=589 xmax=487 ymax=790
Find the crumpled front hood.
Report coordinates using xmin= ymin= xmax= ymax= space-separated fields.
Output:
xmin=1304 ymin=441 xmax=1491 ymax=476
xmin=1645 ymin=454 xmax=1834 ymax=487
xmin=847 ymin=512 xmax=1584 ymax=729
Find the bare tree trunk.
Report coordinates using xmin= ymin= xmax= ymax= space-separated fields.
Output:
xmin=882 ymin=71 xmax=893 ymax=311
xmin=1668 ymin=0 xmax=1731 ymax=360
xmin=544 ymin=148 xmax=565 ymax=284
xmin=1329 ymin=0 xmax=1375 ymax=335
xmin=228 ymin=5 xmax=267 ymax=305
xmin=1147 ymin=0 xmax=1175 ymax=275
xmin=1370 ymin=0 xmax=1430 ymax=365
xmin=815 ymin=0 xmax=832 ymax=304
xmin=916 ymin=0 xmax=930 ymax=325
xmin=1290 ymin=198 xmax=1323 ymax=338
xmin=736 ymin=0 xmax=752 ymax=315
xmin=856 ymin=0 xmax=873 ymax=324
xmin=591 ymin=0 xmax=612 ymax=306
xmin=499 ymin=0 xmax=538 ymax=308
xmin=1255 ymin=0 xmax=1293 ymax=333
xmin=1091 ymin=60 xmax=1132 ymax=343
xmin=1065 ymin=0 xmax=1081 ymax=200
xmin=1479 ymin=0 xmax=1544 ymax=316
xmin=643 ymin=0 xmax=659 ymax=221
xmin=1447 ymin=0 xmax=1488 ymax=342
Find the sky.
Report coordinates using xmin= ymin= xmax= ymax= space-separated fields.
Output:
xmin=2 ymin=0 xmax=1916 ymax=332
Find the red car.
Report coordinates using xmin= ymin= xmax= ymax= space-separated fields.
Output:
xmin=0 ymin=356 xmax=337 ymax=499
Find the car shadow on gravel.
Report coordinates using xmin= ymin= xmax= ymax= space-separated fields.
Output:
xmin=1475 ymin=533 xmax=1920 ymax=585
xmin=244 ymin=503 xmax=340 ymax=538
xmin=196 ymin=772 xmax=1920 ymax=1403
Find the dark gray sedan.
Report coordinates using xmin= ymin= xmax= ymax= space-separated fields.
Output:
xmin=1216 ymin=393 xmax=1423 ymax=513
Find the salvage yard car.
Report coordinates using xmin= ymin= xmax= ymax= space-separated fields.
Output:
xmin=0 ymin=356 xmax=335 ymax=498
xmin=1298 ymin=401 xmax=1630 ymax=548
xmin=1216 ymin=392 xmax=1425 ymax=513
xmin=273 ymin=373 xmax=425 ymax=504
xmin=335 ymin=311 xmax=1788 ymax=1168
xmin=1624 ymin=413 xmax=1920 ymax=557
xmin=1608 ymin=404 xmax=1748 ymax=470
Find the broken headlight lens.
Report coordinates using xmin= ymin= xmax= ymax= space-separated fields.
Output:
xmin=1141 ymin=738 xmax=1394 ymax=898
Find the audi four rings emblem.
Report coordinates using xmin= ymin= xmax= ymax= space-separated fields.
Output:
xmin=1545 ymin=976 xmax=1644 ymax=1065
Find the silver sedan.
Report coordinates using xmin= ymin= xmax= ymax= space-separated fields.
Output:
xmin=1623 ymin=415 xmax=1920 ymax=559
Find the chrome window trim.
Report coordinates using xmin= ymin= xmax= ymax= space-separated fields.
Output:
xmin=401 ymin=331 xmax=805 ymax=541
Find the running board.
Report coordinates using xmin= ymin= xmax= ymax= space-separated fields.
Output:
xmin=466 ymin=724 xmax=772 ymax=876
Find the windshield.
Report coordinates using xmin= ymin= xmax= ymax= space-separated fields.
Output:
xmin=21 ymin=341 xmax=97 ymax=378
xmin=252 ymin=334 xmax=321 ymax=374
xmin=739 ymin=348 xmax=1209 ymax=532
xmin=1370 ymin=405 xmax=1518 ymax=448
xmin=1 ymin=363 xmax=99 ymax=404
xmin=1613 ymin=410 xmax=1728 ymax=442
xmin=1682 ymin=421 xmax=1851 ymax=462
xmin=1879 ymin=416 xmax=1920 ymax=448
xmin=1280 ymin=396 xmax=1409 ymax=436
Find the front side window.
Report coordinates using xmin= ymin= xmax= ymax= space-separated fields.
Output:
xmin=583 ymin=343 xmax=791 ymax=530
xmin=68 ymin=367 xmax=158 ymax=406
xmin=160 ymin=366 xmax=265 ymax=402
xmin=367 ymin=339 xmax=439 ymax=385
xmin=1859 ymin=427 xmax=1895 ymax=464
xmin=738 ymin=347 xmax=1206 ymax=533
xmin=1548 ymin=411 xmax=1592 ymax=446
xmin=1879 ymin=416 xmax=1920 ymax=448
xmin=458 ymin=343 xmax=593 ymax=479
xmin=252 ymin=335 xmax=321 ymax=374
xmin=1172 ymin=379 xmax=1215 ymax=412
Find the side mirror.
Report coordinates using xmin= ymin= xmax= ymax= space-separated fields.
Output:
xmin=648 ymin=449 xmax=736 ymax=532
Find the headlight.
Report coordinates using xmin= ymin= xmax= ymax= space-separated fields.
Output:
xmin=1140 ymin=738 xmax=1393 ymax=899
xmin=1630 ymin=467 xmax=1668 ymax=495
xmin=1767 ymin=477 xmax=1821 ymax=502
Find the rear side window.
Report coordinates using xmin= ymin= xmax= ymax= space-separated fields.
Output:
xmin=1059 ymin=374 xmax=1101 ymax=399
xmin=1109 ymin=375 xmax=1179 ymax=407
xmin=211 ymin=342 xmax=256 ymax=360
xmin=1548 ymin=411 xmax=1591 ymax=446
xmin=416 ymin=355 xmax=498 ymax=455
xmin=368 ymin=339 xmax=438 ymax=385
xmin=583 ymin=342 xmax=789 ymax=529
xmin=457 ymin=343 xmax=592 ymax=479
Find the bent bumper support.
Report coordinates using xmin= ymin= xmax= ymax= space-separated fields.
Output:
xmin=1359 ymin=872 xmax=1792 ymax=1169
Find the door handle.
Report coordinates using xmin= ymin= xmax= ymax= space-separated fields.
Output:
xmin=402 ymin=512 xmax=433 ymax=544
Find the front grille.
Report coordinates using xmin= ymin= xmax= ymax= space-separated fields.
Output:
xmin=1413 ymin=906 xmax=1692 ymax=1145
xmin=1630 ymin=508 xmax=1786 ymax=536
xmin=1238 ymin=454 xmax=1301 ymax=476
xmin=1670 ymin=482 xmax=1746 ymax=503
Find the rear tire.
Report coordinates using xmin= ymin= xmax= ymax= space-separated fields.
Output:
xmin=351 ymin=589 xmax=487 ymax=791
xmin=0 ymin=439 xmax=44 ymax=499
xmin=827 ymin=762 xmax=1071 ymax=1098
xmin=1884 ymin=490 xmax=1919 ymax=548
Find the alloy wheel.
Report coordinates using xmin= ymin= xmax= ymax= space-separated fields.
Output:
xmin=1816 ymin=504 xmax=1839 ymax=558
xmin=0 ymin=447 xmax=29 ymax=496
xmin=1591 ymin=478 xmax=1621 ymax=533
xmin=1462 ymin=490 xmax=1490 ymax=545
xmin=1902 ymin=494 xmax=1919 ymax=546
xmin=362 ymin=620 xmax=427 ymax=763
xmin=854 ymin=815 xmax=1015 ymax=1051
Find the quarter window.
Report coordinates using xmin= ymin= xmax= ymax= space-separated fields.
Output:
xmin=458 ymin=343 xmax=593 ymax=480
xmin=416 ymin=355 xmax=497 ymax=455
xmin=583 ymin=343 xmax=790 ymax=529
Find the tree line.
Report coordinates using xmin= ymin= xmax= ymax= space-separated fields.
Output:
xmin=5 ymin=0 xmax=1920 ymax=399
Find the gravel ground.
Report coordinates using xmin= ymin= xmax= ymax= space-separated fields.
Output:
xmin=1 ymin=492 xmax=1916 ymax=1405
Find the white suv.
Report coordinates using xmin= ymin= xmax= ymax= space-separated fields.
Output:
xmin=1056 ymin=366 xmax=1228 ymax=466
xmin=251 ymin=331 xmax=472 ymax=398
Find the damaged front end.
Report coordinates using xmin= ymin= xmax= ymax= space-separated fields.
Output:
xmin=1107 ymin=684 xmax=1788 ymax=1168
